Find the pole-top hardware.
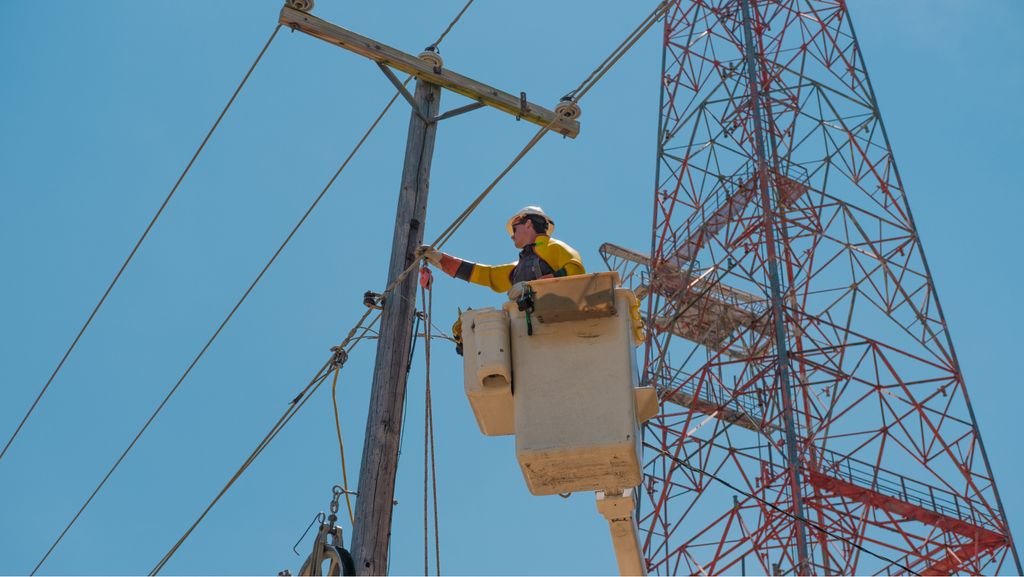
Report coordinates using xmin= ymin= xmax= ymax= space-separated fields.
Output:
xmin=555 ymin=96 xmax=582 ymax=121
xmin=297 ymin=490 xmax=354 ymax=576
xmin=278 ymin=5 xmax=580 ymax=137
xmin=418 ymin=48 xmax=444 ymax=73
xmin=285 ymin=0 xmax=313 ymax=13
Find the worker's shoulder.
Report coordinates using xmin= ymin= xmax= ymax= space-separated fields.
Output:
xmin=545 ymin=236 xmax=582 ymax=259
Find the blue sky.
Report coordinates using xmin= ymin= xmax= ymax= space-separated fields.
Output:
xmin=1 ymin=1 xmax=1022 ymax=575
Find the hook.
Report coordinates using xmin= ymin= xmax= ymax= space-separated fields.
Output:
xmin=292 ymin=512 xmax=326 ymax=556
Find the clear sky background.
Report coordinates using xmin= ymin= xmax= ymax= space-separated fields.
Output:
xmin=1 ymin=1 xmax=1022 ymax=575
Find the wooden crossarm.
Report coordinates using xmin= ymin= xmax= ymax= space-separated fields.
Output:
xmin=279 ymin=6 xmax=581 ymax=138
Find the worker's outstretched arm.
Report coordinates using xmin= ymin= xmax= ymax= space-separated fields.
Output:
xmin=417 ymin=245 xmax=514 ymax=293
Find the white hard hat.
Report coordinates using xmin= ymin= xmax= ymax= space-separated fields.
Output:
xmin=506 ymin=205 xmax=555 ymax=236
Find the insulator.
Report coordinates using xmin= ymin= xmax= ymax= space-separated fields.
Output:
xmin=418 ymin=50 xmax=444 ymax=70
xmin=286 ymin=0 xmax=314 ymax=12
xmin=555 ymin=100 xmax=582 ymax=120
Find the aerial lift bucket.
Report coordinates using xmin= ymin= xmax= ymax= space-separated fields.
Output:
xmin=459 ymin=271 xmax=657 ymax=575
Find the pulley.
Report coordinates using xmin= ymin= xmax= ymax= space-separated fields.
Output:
xmin=298 ymin=487 xmax=356 ymax=576
xmin=298 ymin=523 xmax=354 ymax=577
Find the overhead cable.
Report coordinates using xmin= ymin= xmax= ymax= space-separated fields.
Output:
xmin=430 ymin=0 xmax=670 ymax=251
xmin=0 ymin=24 xmax=283 ymax=466
xmin=31 ymin=39 xmax=405 ymax=577
xmin=148 ymin=311 xmax=380 ymax=576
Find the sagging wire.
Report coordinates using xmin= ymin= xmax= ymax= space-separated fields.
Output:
xmin=30 ymin=49 xmax=403 ymax=577
xmin=149 ymin=310 xmax=381 ymax=576
xmin=3 ymin=24 xmax=284 ymax=467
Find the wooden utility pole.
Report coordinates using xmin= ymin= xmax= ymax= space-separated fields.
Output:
xmin=349 ymin=75 xmax=440 ymax=574
xmin=279 ymin=3 xmax=580 ymax=574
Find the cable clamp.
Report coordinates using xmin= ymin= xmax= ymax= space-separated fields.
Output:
xmin=363 ymin=290 xmax=385 ymax=310
xmin=329 ymin=346 xmax=348 ymax=369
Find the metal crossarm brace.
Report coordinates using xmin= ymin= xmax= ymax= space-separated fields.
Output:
xmin=279 ymin=5 xmax=581 ymax=138
xmin=376 ymin=62 xmax=428 ymax=122
xmin=432 ymin=101 xmax=485 ymax=123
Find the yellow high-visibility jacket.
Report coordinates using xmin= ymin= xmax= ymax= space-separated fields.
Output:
xmin=440 ymin=235 xmax=585 ymax=293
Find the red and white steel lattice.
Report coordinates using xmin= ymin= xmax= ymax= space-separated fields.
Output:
xmin=601 ymin=1 xmax=1020 ymax=574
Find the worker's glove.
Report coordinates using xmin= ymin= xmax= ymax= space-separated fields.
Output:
xmin=452 ymin=312 xmax=464 ymax=356
xmin=415 ymin=244 xmax=444 ymax=267
xmin=507 ymin=281 xmax=530 ymax=302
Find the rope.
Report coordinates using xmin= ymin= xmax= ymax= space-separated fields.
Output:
xmin=149 ymin=311 xmax=381 ymax=576
xmin=398 ymin=313 xmax=422 ymax=467
xmin=420 ymin=270 xmax=441 ymax=576
xmin=645 ymin=444 xmax=920 ymax=575
xmin=0 ymin=24 xmax=283 ymax=466
xmin=330 ymin=366 xmax=356 ymax=526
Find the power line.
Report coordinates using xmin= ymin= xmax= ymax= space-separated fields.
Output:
xmin=149 ymin=312 xmax=380 ymax=576
xmin=0 ymin=24 xmax=283 ymax=466
xmin=429 ymin=0 xmax=474 ymax=48
xmin=30 ymin=39 xmax=404 ymax=577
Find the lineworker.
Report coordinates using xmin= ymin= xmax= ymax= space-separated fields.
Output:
xmin=416 ymin=206 xmax=585 ymax=293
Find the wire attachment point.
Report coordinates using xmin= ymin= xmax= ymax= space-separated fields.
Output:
xmin=555 ymin=96 xmax=581 ymax=120
xmin=418 ymin=47 xmax=444 ymax=73
xmin=329 ymin=347 xmax=348 ymax=369
xmin=363 ymin=291 xmax=384 ymax=310
xmin=285 ymin=0 xmax=314 ymax=12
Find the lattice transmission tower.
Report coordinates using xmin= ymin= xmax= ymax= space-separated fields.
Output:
xmin=601 ymin=1 xmax=1020 ymax=574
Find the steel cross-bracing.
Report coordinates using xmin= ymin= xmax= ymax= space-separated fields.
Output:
xmin=602 ymin=1 xmax=1021 ymax=575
